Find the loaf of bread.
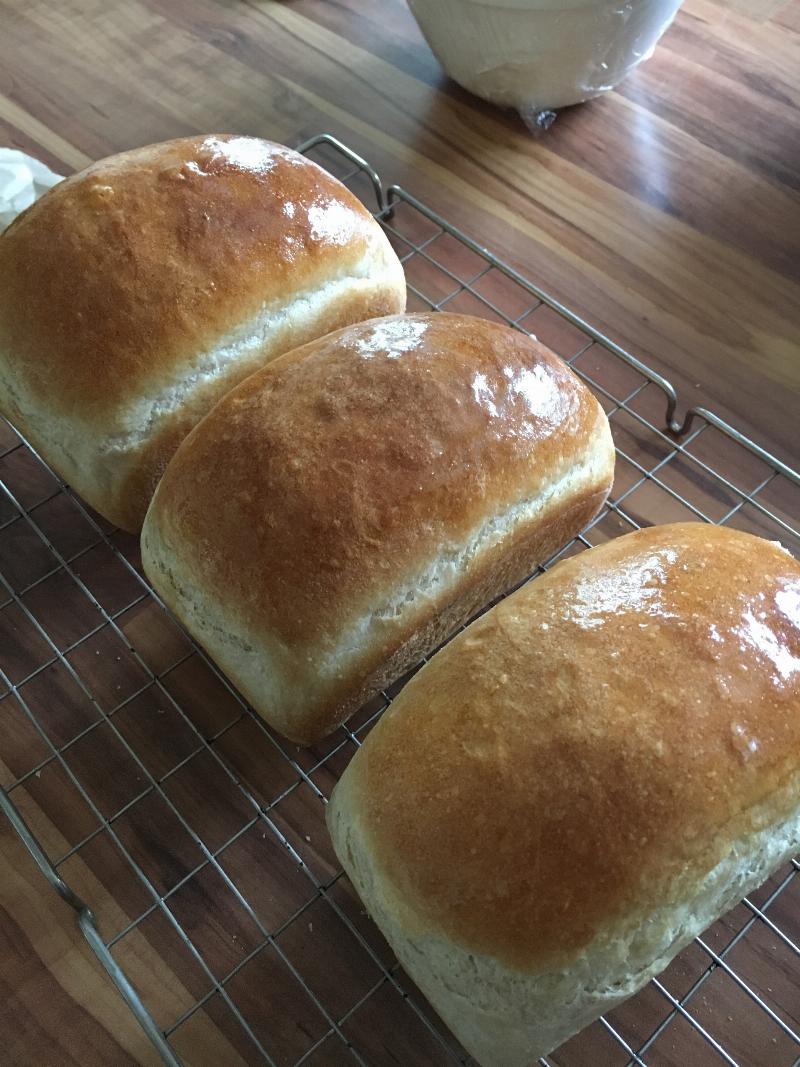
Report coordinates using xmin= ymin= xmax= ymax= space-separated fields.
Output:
xmin=142 ymin=312 xmax=614 ymax=744
xmin=0 ymin=135 xmax=405 ymax=530
xmin=327 ymin=523 xmax=800 ymax=1066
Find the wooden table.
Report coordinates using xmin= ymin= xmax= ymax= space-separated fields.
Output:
xmin=0 ymin=1 xmax=798 ymax=1064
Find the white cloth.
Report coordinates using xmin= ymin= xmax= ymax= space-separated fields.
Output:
xmin=0 ymin=148 xmax=63 ymax=231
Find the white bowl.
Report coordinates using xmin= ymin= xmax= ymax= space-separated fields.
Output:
xmin=408 ymin=0 xmax=683 ymax=113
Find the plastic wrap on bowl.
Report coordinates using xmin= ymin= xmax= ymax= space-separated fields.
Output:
xmin=408 ymin=0 xmax=683 ymax=126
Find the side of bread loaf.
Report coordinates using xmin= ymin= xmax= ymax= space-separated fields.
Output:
xmin=327 ymin=523 xmax=800 ymax=1065
xmin=0 ymin=135 xmax=406 ymax=530
xmin=142 ymin=313 xmax=615 ymax=744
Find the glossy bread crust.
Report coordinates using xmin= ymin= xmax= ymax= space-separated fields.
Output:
xmin=142 ymin=312 xmax=615 ymax=742
xmin=342 ymin=522 xmax=800 ymax=966
xmin=328 ymin=523 xmax=800 ymax=1064
xmin=0 ymin=134 xmax=406 ymax=529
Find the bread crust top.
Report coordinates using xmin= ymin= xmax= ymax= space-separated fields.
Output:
xmin=144 ymin=312 xmax=609 ymax=654
xmin=0 ymin=134 xmax=392 ymax=420
xmin=341 ymin=523 xmax=800 ymax=970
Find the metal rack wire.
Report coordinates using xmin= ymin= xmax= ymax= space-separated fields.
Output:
xmin=0 ymin=133 xmax=798 ymax=1067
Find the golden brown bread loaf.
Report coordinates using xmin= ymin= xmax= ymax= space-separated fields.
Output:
xmin=0 ymin=135 xmax=405 ymax=530
xmin=142 ymin=312 xmax=615 ymax=743
xmin=327 ymin=522 xmax=800 ymax=1066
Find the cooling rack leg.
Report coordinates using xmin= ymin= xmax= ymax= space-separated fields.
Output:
xmin=0 ymin=785 xmax=181 ymax=1067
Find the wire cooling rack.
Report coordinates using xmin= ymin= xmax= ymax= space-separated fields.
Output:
xmin=0 ymin=133 xmax=798 ymax=1067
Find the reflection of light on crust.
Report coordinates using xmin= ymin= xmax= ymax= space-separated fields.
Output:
xmin=475 ymin=365 xmax=575 ymax=425
xmin=730 ymin=721 xmax=759 ymax=759
xmin=508 ymin=364 xmax=570 ymax=425
xmin=308 ymin=199 xmax=364 ymax=247
xmin=352 ymin=317 xmax=430 ymax=360
xmin=736 ymin=587 xmax=800 ymax=682
xmin=472 ymin=372 xmax=498 ymax=417
xmin=566 ymin=549 xmax=680 ymax=630
xmin=202 ymin=136 xmax=304 ymax=174
xmin=776 ymin=585 xmax=800 ymax=625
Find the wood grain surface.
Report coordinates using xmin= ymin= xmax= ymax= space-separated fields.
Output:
xmin=0 ymin=0 xmax=799 ymax=1065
